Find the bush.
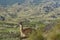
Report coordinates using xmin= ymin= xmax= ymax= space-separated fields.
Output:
xmin=47 ymin=32 xmax=60 ymax=40
xmin=28 ymin=30 xmax=45 ymax=40
xmin=47 ymin=20 xmax=60 ymax=40
xmin=53 ymin=33 xmax=60 ymax=40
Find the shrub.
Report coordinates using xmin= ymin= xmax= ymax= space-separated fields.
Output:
xmin=28 ymin=30 xmax=45 ymax=40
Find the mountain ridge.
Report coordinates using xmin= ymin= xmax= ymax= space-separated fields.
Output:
xmin=0 ymin=0 xmax=60 ymax=23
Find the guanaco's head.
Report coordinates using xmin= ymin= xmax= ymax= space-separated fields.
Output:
xmin=19 ymin=22 xmax=23 ymax=25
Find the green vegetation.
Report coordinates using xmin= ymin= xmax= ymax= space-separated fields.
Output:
xmin=0 ymin=0 xmax=60 ymax=40
xmin=0 ymin=18 xmax=60 ymax=40
xmin=0 ymin=21 xmax=20 ymax=40
xmin=27 ymin=28 xmax=45 ymax=40
xmin=27 ymin=19 xmax=60 ymax=40
xmin=0 ymin=19 xmax=60 ymax=40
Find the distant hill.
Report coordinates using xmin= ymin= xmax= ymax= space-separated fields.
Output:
xmin=0 ymin=0 xmax=24 ymax=7
xmin=0 ymin=0 xmax=41 ymax=7
xmin=0 ymin=0 xmax=60 ymax=23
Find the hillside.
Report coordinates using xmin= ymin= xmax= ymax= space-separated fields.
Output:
xmin=0 ymin=0 xmax=60 ymax=23
xmin=0 ymin=0 xmax=60 ymax=40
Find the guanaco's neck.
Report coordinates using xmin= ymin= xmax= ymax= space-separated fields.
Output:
xmin=19 ymin=24 xmax=23 ymax=32
xmin=19 ymin=24 xmax=26 ymax=37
